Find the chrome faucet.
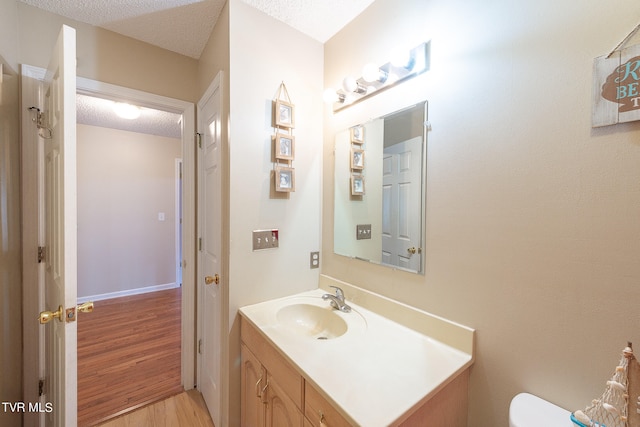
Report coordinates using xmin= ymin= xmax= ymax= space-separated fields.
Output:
xmin=322 ymin=286 xmax=351 ymax=313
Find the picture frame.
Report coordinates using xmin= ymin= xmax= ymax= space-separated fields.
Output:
xmin=351 ymin=148 xmax=365 ymax=170
xmin=351 ymin=174 xmax=365 ymax=196
xmin=275 ymin=166 xmax=295 ymax=192
xmin=274 ymin=99 xmax=295 ymax=128
xmin=350 ymin=125 xmax=364 ymax=144
xmin=274 ymin=132 xmax=295 ymax=161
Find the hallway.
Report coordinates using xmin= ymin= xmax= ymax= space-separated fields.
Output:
xmin=77 ymin=288 xmax=183 ymax=426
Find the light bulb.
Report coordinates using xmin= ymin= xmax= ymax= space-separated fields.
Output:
xmin=342 ymin=76 xmax=357 ymax=92
xmin=390 ymin=50 xmax=415 ymax=70
xmin=342 ymin=76 xmax=367 ymax=94
xmin=113 ymin=102 xmax=140 ymax=120
xmin=323 ymin=88 xmax=339 ymax=104
xmin=362 ymin=63 xmax=388 ymax=83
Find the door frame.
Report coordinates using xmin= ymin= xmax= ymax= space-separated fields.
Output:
xmin=21 ymin=63 xmax=47 ymax=427
xmin=175 ymin=158 xmax=183 ymax=287
xmin=21 ymin=66 xmax=197 ymax=424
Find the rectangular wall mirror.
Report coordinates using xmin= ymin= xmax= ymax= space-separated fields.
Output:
xmin=334 ymin=101 xmax=428 ymax=274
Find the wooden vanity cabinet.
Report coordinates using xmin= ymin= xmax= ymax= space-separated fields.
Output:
xmin=241 ymin=318 xmax=304 ymax=427
xmin=264 ymin=374 xmax=303 ymax=427
xmin=240 ymin=343 xmax=266 ymax=427
xmin=241 ymin=316 xmax=469 ymax=427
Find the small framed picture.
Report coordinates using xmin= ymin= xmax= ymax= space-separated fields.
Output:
xmin=351 ymin=174 xmax=365 ymax=195
xmin=274 ymin=133 xmax=295 ymax=161
xmin=351 ymin=148 xmax=365 ymax=170
xmin=274 ymin=99 xmax=295 ymax=128
xmin=275 ymin=166 xmax=295 ymax=192
xmin=351 ymin=125 xmax=364 ymax=144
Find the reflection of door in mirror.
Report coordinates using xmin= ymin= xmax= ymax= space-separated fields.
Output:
xmin=382 ymin=136 xmax=423 ymax=272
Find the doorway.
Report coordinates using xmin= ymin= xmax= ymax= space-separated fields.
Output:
xmin=75 ymin=94 xmax=184 ymax=424
xmin=20 ymin=66 xmax=198 ymax=427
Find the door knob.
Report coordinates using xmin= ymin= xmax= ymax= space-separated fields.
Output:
xmin=77 ymin=301 xmax=94 ymax=313
xmin=407 ymin=247 xmax=417 ymax=254
xmin=205 ymin=274 xmax=220 ymax=285
xmin=38 ymin=305 xmax=63 ymax=324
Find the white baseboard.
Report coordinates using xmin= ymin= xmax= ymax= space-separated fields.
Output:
xmin=77 ymin=282 xmax=180 ymax=304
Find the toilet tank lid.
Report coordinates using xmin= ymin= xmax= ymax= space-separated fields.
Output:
xmin=509 ymin=393 xmax=572 ymax=427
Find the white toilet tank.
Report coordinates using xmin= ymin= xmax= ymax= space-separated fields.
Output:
xmin=509 ymin=393 xmax=572 ymax=427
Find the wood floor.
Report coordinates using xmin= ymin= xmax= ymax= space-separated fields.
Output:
xmin=96 ymin=390 xmax=214 ymax=427
xmin=77 ymin=288 xmax=183 ymax=426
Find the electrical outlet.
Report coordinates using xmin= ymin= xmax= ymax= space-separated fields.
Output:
xmin=310 ymin=251 xmax=320 ymax=269
xmin=252 ymin=229 xmax=279 ymax=250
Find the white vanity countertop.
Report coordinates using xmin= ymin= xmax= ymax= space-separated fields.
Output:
xmin=239 ymin=288 xmax=475 ymax=427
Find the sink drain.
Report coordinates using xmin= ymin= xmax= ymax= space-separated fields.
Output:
xmin=316 ymin=336 xmax=328 ymax=340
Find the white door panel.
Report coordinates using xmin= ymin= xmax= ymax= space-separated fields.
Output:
xmin=197 ymin=73 xmax=223 ymax=427
xmin=381 ymin=136 xmax=422 ymax=272
xmin=41 ymin=25 xmax=77 ymax=427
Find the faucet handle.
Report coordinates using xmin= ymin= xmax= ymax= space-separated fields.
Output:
xmin=330 ymin=286 xmax=344 ymax=299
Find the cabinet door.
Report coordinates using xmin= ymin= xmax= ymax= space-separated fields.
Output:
xmin=241 ymin=317 xmax=304 ymax=409
xmin=241 ymin=344 xmax=266 ymax=427
xmin=265 ymin=376 xmax=303 ymax=427
xmin=304 ymin=382 xmax=351 ymax=427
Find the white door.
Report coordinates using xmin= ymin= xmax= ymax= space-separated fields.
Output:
xmin=197 ymin=72 xmax=223 ymax=426
xmin=381 ymin=136 xmax=423 ymax=271
xmin=38 ymin=25 xmax=78 ymax=427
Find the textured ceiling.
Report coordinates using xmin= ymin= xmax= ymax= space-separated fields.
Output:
xmin=77 ymin=94 xmax=182 ymax=139
xmin=20 ymin=0 xmax=225 ymax=59
xmin=241 ymin=0 xmax=375 ymax=43
xmin=24 ymin=0 xmax=375 ymax=136
xmin=19 ymin=0 xmax=374 ymax=58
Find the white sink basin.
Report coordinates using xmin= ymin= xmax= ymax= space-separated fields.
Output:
xmin=276 ymin=303 xmax=348 ymax=339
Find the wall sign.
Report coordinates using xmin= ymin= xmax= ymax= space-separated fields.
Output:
xmin=593 ymin=26 xmax=640 ymax=127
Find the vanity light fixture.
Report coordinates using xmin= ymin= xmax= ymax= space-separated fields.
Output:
xmin=342 ymin=76 xmax=368 ymax=94
xmin=362 ymin=63 xmax=389 ymax=84
xmin=390 ymin=49 xmax=415 ymax=70
xmin=113 ymin=102 xmax=141 ymax=120
xmin=323 ymin=89 xmax=346 ymax=104
xmin=326 ymin=41 xmax=430 ymax=112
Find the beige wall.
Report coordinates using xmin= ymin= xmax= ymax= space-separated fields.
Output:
xmin=16 ymin=2 xmax=198 ymax=103
xmin=323 ymin=0 xmax=640 ymax=425
xmin=0 ymin=67 xmax=22 ymax=427
xmin=228 ymin=0 xmax=323 ymax=309
xmin=0 ymin=2 xmax=19 ymax=73
xmin=77 ymin=124 xmax=181 ymax=298
xmin=198 ymin=1 xmax=230 ymax=99
xmin=226 ymin=0 xmax=324 ymax=423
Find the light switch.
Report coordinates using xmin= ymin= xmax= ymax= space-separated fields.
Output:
xmin=158 ymin=212 xmax=165 ymax=221
xmin=252 ymin=229 xmax=279 ymax=250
